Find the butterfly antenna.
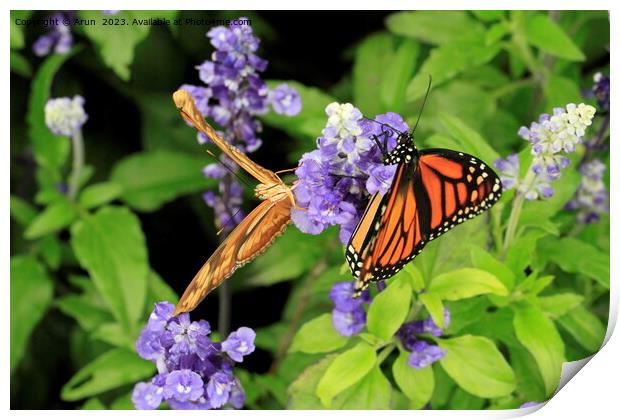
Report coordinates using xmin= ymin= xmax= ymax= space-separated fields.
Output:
xmin=216 ymin=207 xmax=244 ymax=236
xmin=364 ymin=117 xmax=403 ymax=135
xmin=412 ymin=75 xmax=433 ymax=135
xmin=204 ymin=148 xmax=253 ymax=189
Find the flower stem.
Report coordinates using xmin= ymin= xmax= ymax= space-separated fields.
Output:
xmin=218 ymin=281 xmax=231 ymax=336
xmin=268 ymin=257 xmax=329 ymax=374
xmin=68 ymin=129 xmax=85 ymax=200
xmin=376 ymin=344 xmax=396 ymax=366
xmin=503 ymin=170 xmax=535 ymax=255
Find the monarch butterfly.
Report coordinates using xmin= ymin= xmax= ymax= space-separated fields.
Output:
xmin=346 ymin=107 xmax=502 ymax=296
xmin=172 ymin=90 xmax=295 ymax=315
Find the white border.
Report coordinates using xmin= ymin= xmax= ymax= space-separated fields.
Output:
xmin=4 ymin=1 xmax=617 ymax=418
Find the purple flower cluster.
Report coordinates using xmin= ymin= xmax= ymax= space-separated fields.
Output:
xmin=32 ymin=12 xmax=74 ymax=57
xmin=292 ymin=103 xmax=404 ymax=243
xmin=180 ymin=18 xmax=300 ymax=232
xmin=132 ymin=302 xmax=255 ymax=410
xmin=565 ymin=159 xmax=609 ymax=223
xmin=397 ymin=309 xmax=450 ymax=369
xmin=592 ymin=72 xmax=610 ymax=111
xmin=329 ymin=281 xmax=371 ymax=336
xmin=495 ymin=103 xmax=596 ymax=200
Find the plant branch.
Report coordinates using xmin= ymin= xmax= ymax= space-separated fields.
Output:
xmin=67 ymin=130 xmax=85 ymax=200
xmin=269 ymin=258 xmax=329 ymax=374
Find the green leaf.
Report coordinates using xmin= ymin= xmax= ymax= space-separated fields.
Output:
xmin=544 ymin=75 xmax=582 ymax=110
xmin=262 ymin=80 xmax=335 ymax=142
xmin=460 ymin=307 xmax=520 ymax=347
xmin=332 ymin=367 xmax=392 ymax=409
xmin=78 ymin=182 xmax=123 ymax=209
xmin=110 ymin=150 xmax=213 ymax=212
xmin=386 ymin=11 xmax=482 ymax=45
xmin=61 ymin=348 xmax=154 ymax=401
xmin=82 ymin=398 xmax=106 ymax=409
xmin=392 ymin=352 xmax=434 ymax=408
xmin=78 ymin=11 xmax=152 ymax=80
xmin=510 ymin=345 xmax=547 ymax=402
xmin=71 ymin=206 xmax=149 ymax=331
xmin=436 ymin=334 xmax=516 ymax=398
xmin=287 ymin=355 xmax=337 ymax=409
xmin=513 ymin=303 xmax=565 ymax=396
xmin=353 ymin=32 xmax=395 ymax=116
xmin=470 ymin=246 xmax=515 ymax=290
xmin=24 ymin=199 xmax=78 ymax=239
xmin=146 ymin=270 xmax=178 ymax=305
xmin=505 ymin=229 xmax=547 ymax=276
xmin=449 ymin=387 xmax=485 ymax=409
xmin=538 ymin=237 xmax=609 ymax=289
xmin=557 ymin=305 xmax=606 ymax=354
xmin=39 ymin=235 xmax=63 ymax=269
xmin=471 ymin=10 xmax=505 ymax=21
xmin=425 ymin=82 xmax=497 ymax=134
xmin=110 ymin=392 xmax=134 ymax=410
xmin=380 ymin=39 xmax=420 ymax=113
xmin=56 ymin=294 xmax=114 ymax=331
xmin=290 ymin=313 xmax=349 ymax=354
xmin=419 ymin=293 xmax=445 ymax=328
xmin=316 ymin=342 xmax=376 ymax=407
xmin=406 ymin=32 xmax=501 ymax=101
xmin=10 ymin=195 xmax=37 ymax=227
xmin=10 ymin=255 xmax=54 ymax=372
xmin=523 ymin=13 xmax=585 ymax=61
xmin=10 ymin=50 xmax=32 ymax=77
xmin=428 ymin=268 xmax=508 ymax=301
xmin=92 ymin=322 xmax=135 ymax=349
xmin=26 ymin=47 xmax=80 ymax=169
xmin=243 ymin=227 xmax=328 ymax=287
xmin=397 ymin=263 xmax=425 ymax=293
xmin=438 ymin=114 xmax=500 ymax=165
xmin=538 ymin=293 xmax=584 ymax=318
xmin=367 ymin=276 xmax=412 ymax=340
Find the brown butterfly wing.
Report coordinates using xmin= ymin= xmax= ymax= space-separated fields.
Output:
xmin=173 ymin=198 xmax=292 ymax=315
xmin=173 ymin=89 xmax=280 ymax=186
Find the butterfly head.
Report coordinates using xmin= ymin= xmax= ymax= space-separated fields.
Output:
xmin=383 ymin=132 xmax=418 ymax=165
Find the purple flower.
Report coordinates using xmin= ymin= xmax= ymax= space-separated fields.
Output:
xmin=328 ymin=281 xmax=370 ymax=312
xmin=496 ymin=103 xmax=596 ymax=201
xmin=566 ymin=159 xmax=609 ymax=223
xmin=332 ymin=307 xmax=366 ymax=337
xmin=206 ymin=372 xmax=234 ymax=408
xmin=221 ymin=327 xmax=256 ymax=362
xmin=133 ymin=302 xmax=254 ymax=410
xmin=179 ymin=17 xmax=300 ymax=233
xmin=592 ymin=73 xmax=610 ymax=110
xmin=520 ymin=401 xmax=541 ymax=408
xmin=269 ymin=83 xmax=302 ymax=116
xmin=32 ymin=12 xmax=74 ymax=57
xmin=407 ymin=341 xmax=447 ymax=369
xmin=397 ymin=309 xmax=450 ymax=369
xmin=163 ymin=370 xmax=204 ymax=402
xmin=132 ymin=381 xmax=164 ymax=410
xmin=291 ymin=103 xmax=404 ymax=243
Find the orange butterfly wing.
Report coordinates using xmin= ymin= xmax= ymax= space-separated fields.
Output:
xmin=173 ymin=198 xmax=292 ymax=315
xmin=346 ymin=148 xmax=501 ymax=294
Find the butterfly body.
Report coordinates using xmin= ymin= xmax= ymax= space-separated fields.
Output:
xmin=346 ymin=130 xmax=502 ymax=296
